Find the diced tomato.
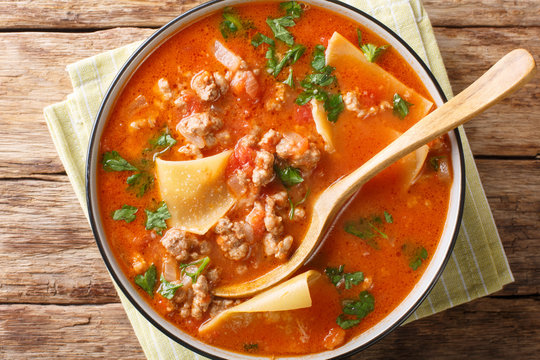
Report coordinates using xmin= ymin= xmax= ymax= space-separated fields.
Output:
xmin=226 ymin=140 xmax=256 ymax=176
xmin=358 ymin=90 xmax=377 ymax=108
xmin=184 ymin=93 xmax=202 ymax=114
xmin=295 ymin=104 xmax=313 ymax=124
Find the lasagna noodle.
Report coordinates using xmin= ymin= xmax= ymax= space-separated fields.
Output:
xmin=156 ymin=151 xmax=235 ymax=235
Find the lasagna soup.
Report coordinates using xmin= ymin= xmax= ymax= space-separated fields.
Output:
xmin=97 ymin=1 xmax=453 ymax=356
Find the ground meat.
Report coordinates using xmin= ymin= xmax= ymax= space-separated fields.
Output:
xmin=213 ymin=72 xmax=229 ymax=95
xmin=209 ymin=299 xmax=242 ymax=318
xmin=214 ymin=218 xmax=251 ymax=260
xmin=191 ymin=70 xmax=222 ymax=102
xmin=263 ymin=233 xmax=293 ymax=260
xmin=264 ymin=196 xmax=284 ymax=235
xmin=344 ymin=90 xmax=392 ymax=118
xmin=157 ymin=78 xmax=173 ymax=100
xmin=160 ymin=228 xmax=199 ymax=262
xmin=258 ymin=129 xmax=282 ymax=152
xmin=252 ymin=150 xmax=275 ymax=187
xmin=191 ymin=275 xmax=212 ymax=320
xmin=265 ymin=82 xmax=288 ymax=111
xmin=269 ymin=191 xmax=288 ymax=208
xmin=291 ymin=206 xmax=306 ymax=221
xmin=177 ymin=112 xmax=223 ymax=148
xmin=178 ymin=143 xmax=202 ymax=159
xmin=276 ymin=133 xmax=321 ymax=172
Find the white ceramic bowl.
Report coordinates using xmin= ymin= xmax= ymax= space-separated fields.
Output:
xmin=87 ymin=1 xmax=465 ymax=358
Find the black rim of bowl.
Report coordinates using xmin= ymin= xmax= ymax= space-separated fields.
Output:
xmin=86 ymin=0 xmax=466 ymax=358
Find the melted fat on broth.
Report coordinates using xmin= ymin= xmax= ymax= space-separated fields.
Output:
xmin=97 ymin=2 xmax=453 ymax=356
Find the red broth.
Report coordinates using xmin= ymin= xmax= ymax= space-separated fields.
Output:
xmin=97 ymin=2 xmax=452 ymax=356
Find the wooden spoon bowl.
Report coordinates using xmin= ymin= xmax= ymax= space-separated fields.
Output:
xmin=214 ymin=49 xmax=536 ymax=298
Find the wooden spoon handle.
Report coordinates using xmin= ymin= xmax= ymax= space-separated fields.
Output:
xmin=328 ymin=49 xmax=536 ymax=201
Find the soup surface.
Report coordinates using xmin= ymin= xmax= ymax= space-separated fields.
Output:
xmin=97 ymin=1 xmax=453 ymax=356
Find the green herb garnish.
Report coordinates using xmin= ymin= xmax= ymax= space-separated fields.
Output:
xmin=283 ymin=68 xmax=295 ymax=88
xmin=145 ymin=201 xmax=171 ymax=235
xmin=102 ymin=151 xmax=138 ymax=172
xmin=112 ymin=204 xmax=138 ymax=223
xmin=357 ymin=28 xmax=363 ymax=47
xmin=324 ymin=93 xmax=344 ymax=122
xmin=126 ymin=172 xmax=154 ymax=197
xmin=361 ymin=43 xmax=389 ymax=63
xmin=429 ymin=156 xmax=444 ymax=172
xmin=266 ymin=16 xmax=296 ymax=46
xmin=220 ymin=7 xmax=244 ymax=39
xmin=134 ymin=264 xmax=157 ymax=297
xmin=336 ymin=291 xmax=375 ymax=330
xmin=344 ymin=213 xmax=393 ymax=249
xmin=405 ymin=245 xmax=428 ymax=270
xmin=157 ymin=275 xmax=182 ymax=300
xmin=325 ymin=265 xmax=364 ymax=290
xmin=384 ymin=211 xmax=393 ymax=224
xmin=288 ymin=188 xmax=310 ymax=220
xmin=270 ymin=44 xmax=306 ymax=77
xmin=280 ymin=1 xmax=303 ymax=18
xmin=311 ymin=44 xmax=326 ymax=71
xmin=393 ymin=93 xmax=413 ymax=119
xmin=336 ymin=314 xmax=361 ymax=329
xmin=180 ymin=256 xmax=210 ymax=283
xmin=252 ymin=33 xmax=275 ymax=48
xmin=274 ymin=164 xmax=304 ymax=188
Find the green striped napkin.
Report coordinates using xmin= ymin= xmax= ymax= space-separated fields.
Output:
xmin=43 ymin=0 xmax=513 ymax=358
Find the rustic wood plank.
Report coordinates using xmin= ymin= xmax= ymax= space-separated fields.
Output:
xmin=0 ymin=0 xmax=538 ymax=29
xmin=0 ymin=27 xmax=538 ymax=179
xmin=0 ymin=28 xmax=154 ymax=178
xmin=0 ymin=160 xmax=537 ymax=304
xmin=1 ymin=297 xmax=538 ymax=359
xmin=434 ymin=27 xmax=540 ymax=157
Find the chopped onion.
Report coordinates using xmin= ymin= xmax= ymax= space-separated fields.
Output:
xmin=213 ymin=40 xmax=242 ymax=72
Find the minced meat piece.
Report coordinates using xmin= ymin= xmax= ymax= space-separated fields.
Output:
xmin=276 ymin=133 xmax=321 ymax=172
xmin=252 ymin=150 xmax=275 ymax=187
xmin=214 ymin=218 xmax=251 ymax=260
xmin=191 ymin=275 xmax=212 ymax=320
xmin=263 ymin=233 xmax=293 ymax=260
xmin=265 ymin=82 xmax=288 ymax=111
xmin=264 ymin=196 xmax=284 ymax=236
xmin=191 ymin=70 xmax=221 ymax=102
xmin=177 ymin=112 xmax=223 ymax=148
xmin=258 ymin=129 xmax=282 ymax=152
xmin=157 ymin=78 xmax=173 ymax=100
xmin=160 ymin=228 xmax=198 ymax=262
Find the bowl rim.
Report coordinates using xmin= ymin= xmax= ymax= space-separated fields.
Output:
xmin=86 ymin=0 xmax=466 ymax=358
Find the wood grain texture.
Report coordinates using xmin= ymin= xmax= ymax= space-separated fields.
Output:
xmin=1 ymin=297 xmax=538 ymax=359
xmin=1 ymin=0 xmax=538 ymax=29
xmin=0 ymin=27 xmax=537 ymax=179
xmin=0 ymin=160 xmax=537 ymax=305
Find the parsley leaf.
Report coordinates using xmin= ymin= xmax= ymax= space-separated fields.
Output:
xmin=243 ymin=343 xmax=259 ymax=352
xmin=157 ymin=275 xmax=182 ymax=300
xmin=274 ymin=164 xmax=304 ymax=188
xmin=272 ymin=44 xmax=306 ymax=76
xmin=393 ymin=93 xmax=414 ymax=119
xmin=357 ymin=28 xmax=362 ymax=47
xmin=134 ymin=264 xmax=157 ymax=297
xmin=336 ymin=314 xmax=361 ymax=329
xmin=342 ymin=291 xmax=375 ymax=318
xmin=384 ymin=211 xmax=393 ymax=224
xmin=295 ymin=87 xmax=328 ymax=106
xmin=288 ymin=188 xmax=310 ymax=220
xmin=102 ymin=151 xmax=138 ymax=172
xmin=429 ymin=156 xmax=444 ymax=172
xmin=283 ymin=68 xmax=295 ymax=88
xmin=266 ymin=16 xmax=296 ymax=46
xmin=409 ymin=246 xmax=428 ymax=270
xmin=145 ymin=201 xmax=171 ymax=235
xmin=324 ymin=93 xmax=344 ymax=122
xmin=361 ymin=43 xmax=389 ymax=63
xmin=126 ymin=172 xmax=154 ymax=197
xmin=112 ymin=205 xmax=138 ymax=223
xmin=180 ymin=256 xmax=210 ymax=282
xmin=252 ymin=33 xmax=275 ymax=48
xmin=220 ymin=7 xmax=244 ymax=39
xmin=280 ymin=1 xmax=303 ymax=18
xmin=311 ymin=44 xmax=326 ymax=71
xmin=325 ymin=265 xmax=364 ymax=289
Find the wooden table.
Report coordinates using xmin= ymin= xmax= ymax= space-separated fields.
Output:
xmin=1 ymin=1 xmax=538 ymax=358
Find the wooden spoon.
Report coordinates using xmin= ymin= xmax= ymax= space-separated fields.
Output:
xmin=214 ymin=49 xmax=536 ymax=298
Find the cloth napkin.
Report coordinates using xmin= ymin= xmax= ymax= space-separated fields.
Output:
xmin=43 ymin=0 xmax=513 ymax=358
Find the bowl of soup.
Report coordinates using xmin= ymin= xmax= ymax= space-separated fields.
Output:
xmin=86 ymin=0 xmax=465 ymax=358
